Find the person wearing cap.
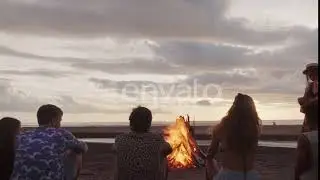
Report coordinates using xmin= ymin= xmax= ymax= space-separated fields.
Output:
xmin=298 ymin=63 xmax=318 ymax=132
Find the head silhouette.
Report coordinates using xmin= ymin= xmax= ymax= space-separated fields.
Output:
xmin=0 ymin=117 xmax=21 ymax=148
xmin=37 ymin=104 xmax=63 ymax=128
xmin=129 ymin=106 xmax=152 ymax=133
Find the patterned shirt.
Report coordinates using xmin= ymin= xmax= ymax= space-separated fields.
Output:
xmin=11 ymin=127 xmax=87 ymax=180
xmin=114 ymin=132 xmax=170 ymax=180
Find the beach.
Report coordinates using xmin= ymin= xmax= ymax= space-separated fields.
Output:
xmin=44 ymin=124 xmax=301 ymax=180
xmin=79 ymin=143 xmax=295 ymax=180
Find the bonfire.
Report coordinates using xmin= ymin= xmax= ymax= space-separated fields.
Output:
xmin=163 ymin=115 xmax=206 ymax=169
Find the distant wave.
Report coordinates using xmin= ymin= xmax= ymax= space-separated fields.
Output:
xmin=22 ymin=119 xmax=303 ymax=127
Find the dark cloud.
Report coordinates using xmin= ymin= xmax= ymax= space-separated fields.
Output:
xmin=90 ymin=78 xmax=164 ymax=90
xmin=154 ymin=29 xmax=317 ymax=72
xmin=0 ymin=0 xmax=312 ymax=45
xmin=184 ymin=71 xmax=259 ymax=87
xmin=154 ymin=41 xmax=251 ymax=71
xmin=196 ymin=100 xmax=212 ymax=106
xmin=0 ymin=80 xmax=40 ymax=112
xmin=0 ymin=80 xmax=126 ymax=113
xmin=72 ymin=28 xmax=317 ymax=75
xmin=55 ymin=96 xmax=128 ymax=114
xmin=0 ymin=45 xmax=84 ymax=63
xmin=0 ymin=69 xmax=77 ymax=78
xmin=73 ymin=59 xmax=185 ymax=74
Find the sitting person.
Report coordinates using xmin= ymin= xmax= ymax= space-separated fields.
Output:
xmin=113 ymin=106 xmax=172 ymax=180
xmin=206 ymin=93 xmax=261 ymax=180
xmin=295 ymin=104 xmax=318 ymax=180
xmin=0 ymin=117 xmax=21 ymax=180
xmin=10 ymin=104 xmax=88 ymax=180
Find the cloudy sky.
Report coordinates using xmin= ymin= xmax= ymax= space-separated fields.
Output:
xmin=0 ymin=0 xmax=318 ymax=125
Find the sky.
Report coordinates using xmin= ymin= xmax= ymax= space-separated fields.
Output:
xmin=0 ymin=0 xmax=318 ymax=125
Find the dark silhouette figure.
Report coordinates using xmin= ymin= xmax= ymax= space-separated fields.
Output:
xmin=295 ymin=104 xmax=318 ymax=180
xmin=0 ymin=117 xmax=21 ymax=180
xmin=298 ymin=63 xmax=318 ymax=132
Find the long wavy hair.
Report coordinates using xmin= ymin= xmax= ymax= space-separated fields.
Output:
xmin=0 ymin=117 xmax=21 ymax=179
xmin=219 ymin=93 xmax=261 ymax=152
xmin=214 ymin=93 xmax=261 ymax=177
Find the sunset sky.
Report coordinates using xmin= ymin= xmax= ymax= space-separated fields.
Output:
xmin=0 ymin=0 xmax=318 ymax=125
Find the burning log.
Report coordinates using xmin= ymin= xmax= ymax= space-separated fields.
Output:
xmin=163 ymin=115 xmax=206 ymax=169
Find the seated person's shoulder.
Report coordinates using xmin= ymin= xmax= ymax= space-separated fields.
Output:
xmin=297 ymin=134 xmax=310 ymax=148
xmin=150 ymin=132 xmax=165 ymax=140
xmin=55 ymin=128 xmax=74 ymax=136
xmin=115 ymin=133 xmax=132 ymax=143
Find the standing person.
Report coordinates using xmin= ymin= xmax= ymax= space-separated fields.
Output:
xmin=298 ymin=63 xmax=318 ymax=132
xmin=295 ymin=104 xmax=318 ymax=180
xmin=10 ymin=104 xmax=88 ymax=180
xmin=113 ymin=106 xmax=172 ymax=180
xmin=0 ymin=117 xmax=21 ymax=180
xmin=206 ymin=93 xmax=261 ymax=180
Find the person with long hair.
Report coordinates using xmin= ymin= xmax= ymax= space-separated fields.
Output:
xmin=206 ymin=93 xmax=261 ymax=180
xmin=0 ymin=117 xmax=21 ymax=180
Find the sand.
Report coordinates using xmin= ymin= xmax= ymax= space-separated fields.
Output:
xmin=79 ymin=143 xmax=296 ymax=180
xmin=65 ymin=125 xmax=301 ymax=180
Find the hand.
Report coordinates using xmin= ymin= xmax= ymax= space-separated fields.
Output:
xmin=205 ymin=160 xmax=214 ymax=179
xmin=298 ymin=97 xmax=304 ymax=105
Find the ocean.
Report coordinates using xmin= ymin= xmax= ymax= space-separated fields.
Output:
xmin=20 ymin=119 xmax=303 ymax=127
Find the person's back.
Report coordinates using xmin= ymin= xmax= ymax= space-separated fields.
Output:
xmin=11 ymin=104 xmax=87 ymax=180
xmin=206 ymin=94 xmax=261 ymax=180
xmin=114 ymin=106 xmax=172 ymax=180
xmin=300 ymin=130 xmax=318 ymax=180
xmin=11 ymin=127 xmax=86 ymax=180
xmin=218 ymin=137 xmax=256 ymax=172
xmin=115 ymin=132 xmax=168 ymax=180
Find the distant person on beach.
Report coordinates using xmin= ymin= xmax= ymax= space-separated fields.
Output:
xmin=0 ymin=117 xmax=21 ymax=180
xmin=206 ymin=93 xmax=261 ymax=180
xmin=298 ymin=63 xmax=318 ymax=132
xmin=10 ymin=104 xmax=88 ymax=180
xmin=113 ymin=106 xmax=172 ymax=180
xmin=295 ymin=104 xmax=318 ymax=180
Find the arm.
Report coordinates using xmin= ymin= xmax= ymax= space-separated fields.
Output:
xmin=112 ymin=143 xmax=117 ymax=153
xmin=294 ymin=135 xmax=312 ymax=180
xmin=299 ymin=83 xmax=318 ymax=111
xmin=298 ymin=84 xmax=311 ymax=111
xmin=205 ymin=131 xmax=220 ymax=180
xmin=60 ymin=129 xmax=88 ymax=154
xmin=206 ymin=130 xmax=220 ymax=161
xmin=113 ymin=137 xmax=120 ymax=180
xmin=160 ymin=142 xmax=173 ymax=157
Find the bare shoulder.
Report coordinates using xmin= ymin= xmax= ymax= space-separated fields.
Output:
xmin=115 ymin=133 xmax=129 ymax=142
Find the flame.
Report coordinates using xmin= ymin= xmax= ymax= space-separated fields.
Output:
xmin=163 ymin=116 xmax=199 ymax=169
